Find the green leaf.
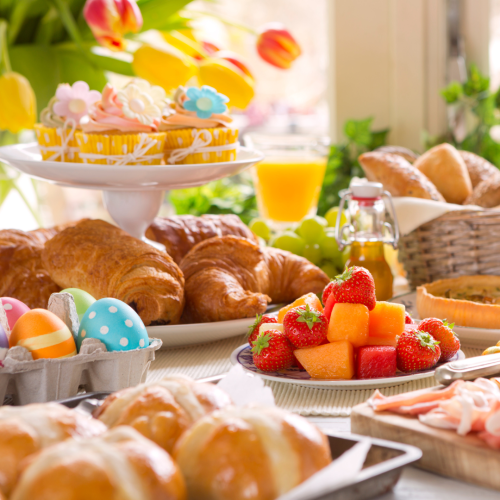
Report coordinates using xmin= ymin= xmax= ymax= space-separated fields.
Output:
xmin=137 ymin=0 xmax=194 ymax=31
xmin=440 ymin=81 xmax=463 ymax=104
xmin=34 ymin=6 xmax=64 ymax=44
xmin=344 ymin=117 xmax=373 ymax=146
xmin=8 ymin=0 xmax=49 ymax=44
xmin=369 ymin=128 xmax=390 ymax=150
xmin=463 ymin=64 xmax=490 ymax=97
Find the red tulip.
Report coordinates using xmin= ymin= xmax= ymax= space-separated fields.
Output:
xmin=84 ymin=0 xmax=142 ymax=51
xmin=256 ymin=23 xmax=301 ymax=69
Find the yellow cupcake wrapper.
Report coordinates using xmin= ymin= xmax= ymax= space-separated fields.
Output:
xmin=76 ymin=132 xmax=166 ymax=166
xmin=35 ymin=122 xmax=81 ymax=163
xmin=164 ymin=127 xmax=239 ymax=164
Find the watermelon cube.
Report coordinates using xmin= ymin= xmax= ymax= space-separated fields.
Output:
xmin=356 ymin=346 xmax=397 ymax=379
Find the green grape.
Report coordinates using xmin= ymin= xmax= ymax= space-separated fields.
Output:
xmin=271 ymin=231 xmax=306 ymax=256
xmin=321 ymin=261 xmax=339 ymax=279
xmin=319 ymin=230 xmax=342 ymax=260
xmin=325 ymin=207 xmax=348 ymax=229
xmin=303 ymin=243 xmax=322 ymax=265
xmin=296 ymin=216 xmax=327 ymax=244
xmin=333 ymin=245 xmax=350 ymax=270
xmin=249 ymin=218 xmax=272 ymax=241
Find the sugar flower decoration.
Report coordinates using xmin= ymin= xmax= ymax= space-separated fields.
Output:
xmin=116 ymin=83 xmax=163 ymax=125
xmin=127 ymin=78 xmax=167 ymax=109
xmin=53 ymin=81 xmax=101 ymax=122
xmin=183 ymin=86 xmax=229 ymax=119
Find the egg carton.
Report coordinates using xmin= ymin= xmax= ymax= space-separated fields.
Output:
xmin=0 ymin=338 xmax=162 ymax=406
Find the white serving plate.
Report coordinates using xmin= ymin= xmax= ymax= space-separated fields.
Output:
xmin=390 ymin=291 xmax=500 ymax=349
xmin=230 ymin=344 xmax=465 ymax=389
xmin=0 ymin=143 xmax=264 ymax=191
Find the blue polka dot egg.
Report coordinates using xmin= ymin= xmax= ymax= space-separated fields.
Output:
xmin=77 ymin=298 xmax=149 ymax=352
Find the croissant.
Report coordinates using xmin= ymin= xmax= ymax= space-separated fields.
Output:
xmin=146 ymin=214 xmax=258 ymax=264
xmin=42 ymin=219 xmax=185 ymax=325
xmin=180 ymin=236 xmax=329 ymax=323
xmin=0 ymin=403 xmax=106 ymax=497
xmin=11 ymin=427 xmax=186 ymax=500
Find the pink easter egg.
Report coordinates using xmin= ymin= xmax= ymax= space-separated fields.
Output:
xmin=0 ymin=297 xmax=30 ymax=330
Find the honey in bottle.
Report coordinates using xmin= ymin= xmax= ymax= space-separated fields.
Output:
xmin=335 ymin=182 xmax=399 ymax=301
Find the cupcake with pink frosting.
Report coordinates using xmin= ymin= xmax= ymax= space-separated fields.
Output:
xmin=76 ymin=79 xmax=167 ymax=166
xmin=160 ymin=85 xmax=238 ymax=165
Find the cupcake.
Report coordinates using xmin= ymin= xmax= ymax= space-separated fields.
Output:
xmin=161 ymin=85 xmax=239 ymax=164
xmin=77 ymin=79 xmax=167 ymax=166
xmin=35 ymin=81 xmax=101 ymax=162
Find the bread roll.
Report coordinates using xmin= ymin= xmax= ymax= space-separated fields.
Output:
xmin=174 ymin=406 xmax=332 ymax=500
xmin=459 ymin=151 xmax=499 ymax=188
xmin=94 ymin=376 xmax=232 ymax=453
xmin=464 ymin=172 xmax=500 ymax=207
xmin=413 ymin=143 xmax=472 ymax=204
xmin=375 ymin=145 xmax=419 ymax=163
xmin=10 ymin=427 xmax=186 ymax=500
xmin=358 ymin=152 xmax=445 ymax=201
xmin=0 ymin=403 xmax=106 ymax=497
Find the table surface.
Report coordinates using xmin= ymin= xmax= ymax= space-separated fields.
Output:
xmin=312 ymin=417 xmax=500 ymax=500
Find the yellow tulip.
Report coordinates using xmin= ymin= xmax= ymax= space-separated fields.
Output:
xmin=0 ymin=72 xmax=36 ymax=133
xmin=198 ymin=58 xmax=255 ymax=110
xmin=161 ymin=31 xmax=206 ymax=60
xmin=132 ymin=44 xmax=197 ymax=92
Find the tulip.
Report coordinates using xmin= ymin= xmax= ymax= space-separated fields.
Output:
xmin=161 ymin=31 xmax=206 ymax=60
xmin=83 ymin=0 xmax=142 ymax=51
xmin=132 ymin=44 xmax=197 ymax=91
xmin=0 ymin=72 xmax=36 ymax=133
xmin=256 ymin=23 xmax=301 ymax=69
xmin=213 ymin=51 xmax=254 ymax=81
xmin=198 ymin=58 xmax=255 ymax=110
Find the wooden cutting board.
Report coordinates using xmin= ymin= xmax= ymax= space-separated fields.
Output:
xmin=351 ymin=402 xmax=500 ymax=491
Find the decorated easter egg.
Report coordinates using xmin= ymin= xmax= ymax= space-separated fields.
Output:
xmin=9 ymin=309 xmax=77 ymax=359
xmin=0 ymin=297 xmax=30 ymax=330
xmin=77 ymin=298 xmax=148 ymax=352
xmin=0 ymin=324 xmax=8 ymax=349
xmin=61 ymin=288 xmax=96 ymax=321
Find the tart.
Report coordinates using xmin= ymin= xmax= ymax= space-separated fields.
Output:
xmin=417 ymin=275 xmax=500 ymax=329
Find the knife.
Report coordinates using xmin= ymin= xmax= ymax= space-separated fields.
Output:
xmin=435 ymin=353 xmax=500 ymax=385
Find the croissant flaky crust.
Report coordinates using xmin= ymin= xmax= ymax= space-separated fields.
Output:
xmin=11 ymin=427 xmax=186 ymax=500
xmin=0 ymin=403 xmax=106 ymax=497
xmin=180 ymin=236 xmax=329 ymax=323
xmin=146 ymin=214 xmax=259 ymax=264
xmin=42 ymin=219 xmax=185 ymax=326
xmin=94 ymin=376 xmax=232 ymax=453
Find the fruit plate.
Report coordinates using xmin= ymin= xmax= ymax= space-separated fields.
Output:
xmin=390 ymin=291 xmax=500 ymax=349
xmin=230 ymin=344 xmax=465 ymax=389
xmin=146 ymin=310 xmax=279 ymax=349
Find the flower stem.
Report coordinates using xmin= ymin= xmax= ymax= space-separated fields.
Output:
xmin=0 ymin=19 xmax=12 ymax=73
xmin=185 ymin=9 xmax=258 ymax=36
xmin=12 ymin=179 xmax=42 ymax=227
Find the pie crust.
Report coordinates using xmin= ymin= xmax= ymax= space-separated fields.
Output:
xmin=417 ymin=275 xmax=500 ymax=329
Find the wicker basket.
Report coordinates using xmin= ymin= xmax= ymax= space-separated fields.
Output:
xmin=398 ymin=210 xmax=500 ymax=288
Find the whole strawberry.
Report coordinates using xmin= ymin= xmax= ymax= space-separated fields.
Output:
xmin=252 ymin=330 xmax=294 ymax=371
xmin=322 ymin=281 xmax=335 ymax=306
xmin=396 ymin=330 xmax=441 ymax=372
xmin=247 ymin=314 xmax=278 ymax=344
xmin=418 ymin=318 xmax=460 ymax=362
xmin=323 ymin=267 xmax=376 ymax=320
xmin=405 ymin=312 xmax=414 ymax=324
xmin=283 ymin=304 xmax=328 ymax=348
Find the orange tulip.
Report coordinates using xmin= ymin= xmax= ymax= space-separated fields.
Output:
xmin=256 ymin=23 xmax=301 ymax=69
xmin=83 ymin=0 xmax=142 ymax=51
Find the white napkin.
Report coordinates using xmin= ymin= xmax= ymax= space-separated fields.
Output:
xmin=277 ymin=439 xmax=372 ymax=500
xmin=393 ymin=197 xmax=481 ymax=236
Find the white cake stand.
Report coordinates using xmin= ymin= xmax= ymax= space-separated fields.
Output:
xmin=0 ymin=142 xmax=264 ymax=240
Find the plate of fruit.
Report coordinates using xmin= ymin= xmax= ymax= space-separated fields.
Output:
xmin=230 ymin=266 xmax=465 ymax=389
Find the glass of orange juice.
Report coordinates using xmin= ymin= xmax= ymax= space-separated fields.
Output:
xmin=245 ymin=135 xmax=329 ymax=228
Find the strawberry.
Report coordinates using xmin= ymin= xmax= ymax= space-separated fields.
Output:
xmin=396 ymin=330 xmax=441 ymax=372
xmin=247 ymin=314 xmax=278 ymax=344
xmin=418 ymin=318 xmax=460 ymax=362
xmin=251 ymin=330 xmax=294 ymax=371
xmin=283 ymin=305 xmax=328 ymax=348
xmin=322 ymin=281 xmax=335 ymax=306
xmin=405 ymin=312 xmax=414 ymax=324
xmin=323 ymin=267 xmax=376 ymax=321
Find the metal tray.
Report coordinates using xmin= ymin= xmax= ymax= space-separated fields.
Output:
xmin=56 ymin=392 xmax=422 ymax=500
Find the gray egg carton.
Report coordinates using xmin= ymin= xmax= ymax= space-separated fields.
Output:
xmin=0 ymin=339 xmax=162 ymax=406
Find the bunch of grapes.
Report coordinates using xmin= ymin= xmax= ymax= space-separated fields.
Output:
xmin=249 ymin=208 xmax=350 ymax=278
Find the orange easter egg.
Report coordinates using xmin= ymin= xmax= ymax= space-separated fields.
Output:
xmin=9 ymin=309 xmax=77 ymax=359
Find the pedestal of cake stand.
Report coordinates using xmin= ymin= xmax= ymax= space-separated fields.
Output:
xmin=102 ymin=190 xmax=164 ymax=244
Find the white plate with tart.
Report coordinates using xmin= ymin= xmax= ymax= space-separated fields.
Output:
xmin=390 ymin=280 xmax=500 ymax=349
xmin=230 ymin=343 xmax=465 ymax=389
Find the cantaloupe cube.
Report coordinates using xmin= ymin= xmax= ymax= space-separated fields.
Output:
xmin=327 ymin=303 xmax=369 ymax=348
xmin=366 ymin=337 xmax=397 ymax=347
xmin=368 ymin=302 xmax=405 ymax=340
xmin=294 ymin=340 xmax=354 ymax=379
xmin=277 ymin=293 xmax=323 ymax=323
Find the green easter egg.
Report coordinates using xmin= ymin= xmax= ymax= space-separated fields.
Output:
xmin=61 ymin=288 xmax=96 ymax=322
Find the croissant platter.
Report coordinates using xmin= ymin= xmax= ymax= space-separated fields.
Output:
xmin=180 ymin=235 xmax=329 ymax=323
xmin=42 ymin=219 xmax=185 ymax=326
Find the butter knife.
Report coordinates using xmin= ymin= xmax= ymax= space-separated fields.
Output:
xmin=435 ymin=353 xmax=500 ymax=385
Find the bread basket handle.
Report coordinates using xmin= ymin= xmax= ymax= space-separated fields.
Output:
xmin=382 ymin=190 xmax=399 ymax=249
